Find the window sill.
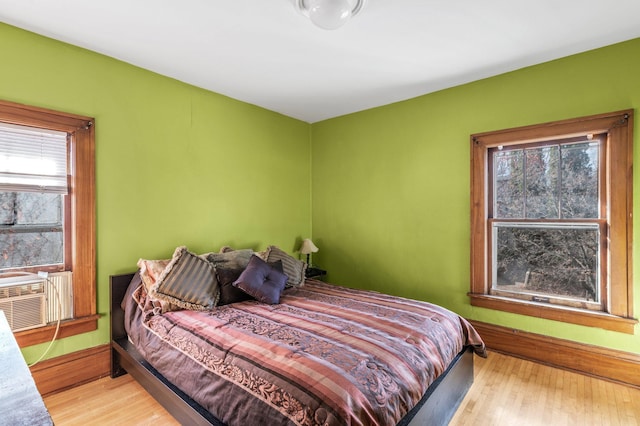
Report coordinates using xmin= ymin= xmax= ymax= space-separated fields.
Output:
xmin=469 ymin=294 xmax=637 ymax=334
xmin=14 ymin=315 xmax=100 ymax=348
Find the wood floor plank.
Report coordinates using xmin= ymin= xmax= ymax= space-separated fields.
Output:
xmin=44 ymin=374 xmax=179 ymax=426
xmin=44 ymin=351 xmax=640 ymax=425
xmin=450 ymin=352 xmax=640 ymax=426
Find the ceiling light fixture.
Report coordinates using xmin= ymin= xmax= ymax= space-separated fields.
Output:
xmin=295 ymin=0 xmax=367 ymax=30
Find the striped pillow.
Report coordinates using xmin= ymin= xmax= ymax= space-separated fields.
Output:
xmin=262 ymin=245 xmax=306 ymax=287
xmin=150 ymin=246 xmax=220 ymax=310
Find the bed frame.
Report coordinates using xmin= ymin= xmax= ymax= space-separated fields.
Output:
xmin=110 ymin=272 xmax=474 ymax=426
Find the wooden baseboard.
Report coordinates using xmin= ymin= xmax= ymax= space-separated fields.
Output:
xmin=29 ymin=344 xmax=111 ymax=396
xmin=469 ymin=320 xmax=640 ymax=389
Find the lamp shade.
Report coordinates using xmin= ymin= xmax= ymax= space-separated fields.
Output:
xmin=300 ymin=238 xmax=319 ymax=255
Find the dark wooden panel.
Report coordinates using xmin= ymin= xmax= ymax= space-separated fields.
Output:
xmin=403 ymin=347 xmax=474 ymax=426
xmin=110 ymin=273 xmax=134 ymax=341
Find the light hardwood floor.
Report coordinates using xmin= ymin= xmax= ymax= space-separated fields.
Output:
xmin=44 ymin=351 xmax=640 ymax=425
xmin=449 ymin=352 xmax=640 ymax=426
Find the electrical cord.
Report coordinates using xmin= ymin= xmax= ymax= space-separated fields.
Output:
xmin=0 ymin=271 xmax=62 ymax=367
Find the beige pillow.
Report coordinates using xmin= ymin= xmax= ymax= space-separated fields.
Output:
xmin=137 ymin=258 xmax=180 ymax=313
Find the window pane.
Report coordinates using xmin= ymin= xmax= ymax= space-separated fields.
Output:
xmin=494 ymin=149 xmax=524 ymax=218
xmin=493 ymin=223 xmax=599 ymax=303
xmin=494 ymin=141 xmax=600 ymax=220
xmin=525 ymin=146 xmax=559 ymax=219
xmin=0 ymin=192 xmax=63 ymax=269
xmin=0 ymin=192 xmax=16 ymax=224
xmin=15 ymin=192 xmax=62 ymax=225
xmin=561 ymin=142 xmax=599 ymax=218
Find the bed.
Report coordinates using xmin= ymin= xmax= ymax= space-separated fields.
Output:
xmin=110 ymin=254 xmax=485 ymax=426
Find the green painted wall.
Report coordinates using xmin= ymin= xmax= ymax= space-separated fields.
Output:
xmin=3 ymin=19 xmax=639 ymax=363
xmin=311 ymin=38 xmax=640 ymax=354
xmin=0 ymin=23 xmax=311 ymax=362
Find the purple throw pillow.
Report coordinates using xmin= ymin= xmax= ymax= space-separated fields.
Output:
xmin=233 ymin=255 xmax=287 ymax=304
xmin=216 ymin=267 xmax=253 ymax=305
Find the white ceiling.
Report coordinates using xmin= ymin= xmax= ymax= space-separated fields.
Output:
xmin=1 ymin=0 xmax=640 ymax=123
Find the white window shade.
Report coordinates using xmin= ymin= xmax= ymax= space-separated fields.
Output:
xmin=0 ymin=123 xmax=68 ymax=194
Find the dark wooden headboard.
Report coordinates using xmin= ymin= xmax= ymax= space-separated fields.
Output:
xmin=109 ymin=272 xmax=135 ymax=341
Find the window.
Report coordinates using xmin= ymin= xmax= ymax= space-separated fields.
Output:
xmin=470 ymin=110 xmax=636 ymax=334
xmin=0 ymin=99 xmax=96 ymax=346
xmin=0 ymin=125 xmax=67 ymax=271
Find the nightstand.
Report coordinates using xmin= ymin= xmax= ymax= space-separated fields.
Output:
xmin=305 ymin=266 xmax=326 ymax=280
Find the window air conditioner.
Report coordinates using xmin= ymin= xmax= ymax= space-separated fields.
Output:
xmin=0 ymin=272 xmax=73 ymax=332
xmin=0 ymin=279 xmax=46 ymax=331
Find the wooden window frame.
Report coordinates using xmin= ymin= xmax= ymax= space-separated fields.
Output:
xmin=0 ymin=99 xmax=97 ymax=347
xmin=470 ymin=110 xmax=637 ymax=334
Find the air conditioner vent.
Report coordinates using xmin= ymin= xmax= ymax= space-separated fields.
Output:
xmin=0 ymin=272 xmax=72 ymax=332
xmin=0 ymin=290 xmax=46 ymax=331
